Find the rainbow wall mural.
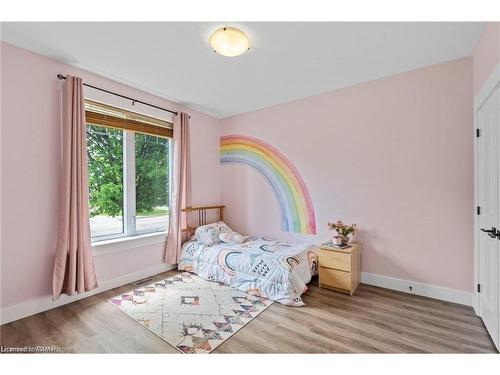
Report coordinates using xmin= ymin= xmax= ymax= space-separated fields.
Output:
xmin=220 ymin=135 xmax=316 ymax=234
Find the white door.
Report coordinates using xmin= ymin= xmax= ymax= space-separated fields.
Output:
xmin=477 ymin=85 xmax=499 ymax=349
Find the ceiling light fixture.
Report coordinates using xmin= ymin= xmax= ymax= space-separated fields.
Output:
xmin=209 ymin=27 xmax=250 ymax=57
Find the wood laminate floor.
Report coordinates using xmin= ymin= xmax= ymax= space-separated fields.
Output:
xmin=0 ymin=270 xmax=497 ymax=353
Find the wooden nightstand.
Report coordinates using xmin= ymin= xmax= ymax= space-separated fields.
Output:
xmin=319 ymin=243 xmax=361 ymax=295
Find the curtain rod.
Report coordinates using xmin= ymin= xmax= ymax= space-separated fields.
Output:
xmin=56 ymin=74 xmax=179 ymax=116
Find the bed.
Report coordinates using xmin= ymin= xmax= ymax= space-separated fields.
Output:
xmin=177 ymin=205 xmax=319 ymax=306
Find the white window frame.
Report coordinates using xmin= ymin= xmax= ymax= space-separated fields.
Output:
xmin=123 ymin=130 xmax=137 ymax=238
xmin=89 ymin=128 xmax=171 ymax=244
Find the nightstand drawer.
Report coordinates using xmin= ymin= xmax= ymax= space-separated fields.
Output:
xmin=319 ymin=249 xmax=351 ymax=271
xmin=319 ymin=267 xmax=351 ymax=290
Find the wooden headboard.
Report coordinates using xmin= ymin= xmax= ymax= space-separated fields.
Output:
xmin=181 ymin=205 xmax=225 ymax=236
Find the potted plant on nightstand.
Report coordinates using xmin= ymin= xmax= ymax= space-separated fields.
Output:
xmin=327 ymin=220 xmax=356 ymax=247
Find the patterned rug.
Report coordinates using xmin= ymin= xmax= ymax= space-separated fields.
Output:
xmin=108 ymin=272 xmax=274 ymax=353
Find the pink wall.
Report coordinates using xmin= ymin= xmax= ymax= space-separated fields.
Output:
xmin=221 ymin=57 xmax=473 ymax=292
xmin=0 ymin=42 xmax=221 ymax=309
xmin=473 ymin=22 xmax=500 ymax=95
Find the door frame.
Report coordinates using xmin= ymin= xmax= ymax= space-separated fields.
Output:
xmin=473 ymin=62 xmax=500 ymax=329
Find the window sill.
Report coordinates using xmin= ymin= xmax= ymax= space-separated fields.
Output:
xmin=92 ymin=232 xmax=167 ymax=257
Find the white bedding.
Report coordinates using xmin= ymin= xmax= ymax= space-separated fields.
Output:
xmin=178 ymin=236 xmax=319 ymax=306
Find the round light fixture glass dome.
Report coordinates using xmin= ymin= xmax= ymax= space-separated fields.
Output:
xmin=209 ymin=27 xmax=250 ymax=57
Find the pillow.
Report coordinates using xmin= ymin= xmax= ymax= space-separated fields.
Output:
xmin=218 ymin=232 xmax=249 ymax=244
xmin=195 ymin=221 xmax=232 ymax=246
xmin=196 ymin=227 xmax=220 ymax=246
xmin=211 ymin=221 xmax=233 ymax=233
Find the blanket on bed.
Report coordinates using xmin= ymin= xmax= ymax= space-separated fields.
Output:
xmin=178 ymin=236 xmax=318 ymax=306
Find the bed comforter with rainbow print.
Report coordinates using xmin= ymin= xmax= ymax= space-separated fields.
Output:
xmin=178 ymin=236 xmax=319 ymax=306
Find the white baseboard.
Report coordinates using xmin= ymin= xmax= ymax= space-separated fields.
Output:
xmin=361 ymin=272 xmax=472 ymax=306
xmin=0 ymin=263 xmax=176 ymax=325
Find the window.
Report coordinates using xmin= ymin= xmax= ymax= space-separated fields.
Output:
xmin=87 ymin=124 xmax=125 ymax=238
xmin=135 ymin=133 xmax=170 ymax=234
xmin=85 ymin=100 xmax=172 ymax=242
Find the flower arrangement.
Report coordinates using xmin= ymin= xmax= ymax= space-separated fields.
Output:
xmin=327 ymin=220 xmax=357 ymax=245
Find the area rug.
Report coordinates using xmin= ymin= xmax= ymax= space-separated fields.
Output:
xmin=108 ymin=272 xmax=274 ymax=353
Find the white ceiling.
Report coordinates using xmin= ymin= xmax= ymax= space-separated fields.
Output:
xmin=1 ymin=22 xmax=484 ymax=118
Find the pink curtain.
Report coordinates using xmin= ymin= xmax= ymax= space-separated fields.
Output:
xmin=165 ymin=112 xmax=191 ymax=263
xmin=52 ymin=76 xmax=98 ymax=301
